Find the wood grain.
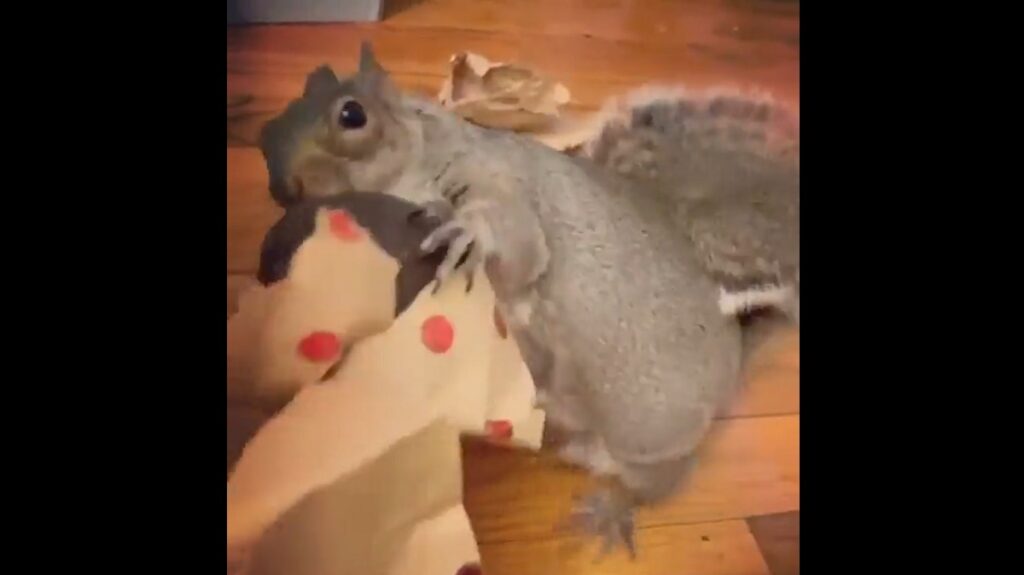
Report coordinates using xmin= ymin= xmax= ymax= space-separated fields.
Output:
xmin=748 ymin=512 xmax=800 ymax=575
xmin=227 ymin=0 xmax=799 ymax=148
xmin=384 ymin=0 xmax=801 ymax=46
xmin=227 ymin=147 xmax=280 ymax=274
xmin=726 ymin=328 xmax=799 ymax=418
xmin=479 ymin=519 xmax=771 ymax=575
xmin=462 ymin=415 xmax=799 ymax=543
xmin=226 ymin=22 xmax=798 ymax=89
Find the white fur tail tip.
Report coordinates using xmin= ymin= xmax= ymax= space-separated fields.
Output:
xmin=718 ymin=285 xmax=795 ymax=316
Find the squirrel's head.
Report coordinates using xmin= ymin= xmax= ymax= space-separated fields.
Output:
xmin=259 ymin=42 xmax=413 ymax=207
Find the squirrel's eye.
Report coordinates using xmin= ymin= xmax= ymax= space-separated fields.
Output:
xmin=338 ymin=100 xmax=367 ymax=129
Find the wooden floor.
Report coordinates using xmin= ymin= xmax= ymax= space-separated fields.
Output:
xmin=227 ymin=1 xmax=800 ymax=573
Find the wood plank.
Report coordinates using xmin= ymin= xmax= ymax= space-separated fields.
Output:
xmin=227 ymin=147 xmax=280 ymax=274
xmin=226 ymin=24 xmax=798 ymax=89
xmin=227 ymin=18 xmax=799 ymax=147
xmin=726 ymin=327 xmax=799 ymax=418
xmin=385 ymin=0 xmax=800 ymax=49
xmin=748 ymin=512 xmax=800 ymax=575
xmin=478 ymin=518 xmax=771 ymax=575
xmin=463 ymin=415 xmax=799 ymax=543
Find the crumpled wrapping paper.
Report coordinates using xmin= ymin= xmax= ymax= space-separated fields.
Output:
xmin=227 ymin=267 xmax=545 ymax=575
xmin=437 ymin=51 xmax=604 ymax=151
xmin=438 ymin=51 xmax=570 ymax=131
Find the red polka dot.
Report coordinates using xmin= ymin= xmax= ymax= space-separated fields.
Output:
xmin=455 ymin=563 xmax=481 ymax=575
xmin=421 ymin=315 xmax=454 ymax=353
xmin=327 ymin=209 xmax=362 ymax=241
xmin=485 ymin=420 xmax=513 ymax=441
xmin=493 ymin=306 xmax=507 ymax=339
xmin=298 ymin=331 xmax=342 ymax=362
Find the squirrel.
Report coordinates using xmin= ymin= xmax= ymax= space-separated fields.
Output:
xmin=256 ymin=42 xmax=797 ymax=557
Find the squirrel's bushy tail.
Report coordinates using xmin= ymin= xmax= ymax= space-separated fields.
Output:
xmin=580 ymin=84 xmax=798 ymax=182
xmin=579 ymin=85 xmax=800 ymax=329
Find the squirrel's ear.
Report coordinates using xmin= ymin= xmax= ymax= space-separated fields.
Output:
xmin=356 ymin=41 xmax=399 ymax=100
xmin=303 ymin=65 xmax=340 ymax=99
xmin=358 ymin=41 xmax=384 ymax=75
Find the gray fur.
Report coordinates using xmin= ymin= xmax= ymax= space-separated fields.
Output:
xmin=375 ymin=101 xmax=744 ymax=473
xmin=258 ymin=45 xmax=416 ymax=207
xmin=256 ymin=45 xmax=749 ymax=556
xmin=584 ymin=90 xmax=800 ymax=322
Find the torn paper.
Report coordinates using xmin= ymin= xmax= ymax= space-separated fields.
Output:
xmin=437 ymin=51 xmax=604 ymax=151
xmin=438 ymin=51 xmax=569 ymax=131
xmin=227 ymin=265 xmax=545 ymax=575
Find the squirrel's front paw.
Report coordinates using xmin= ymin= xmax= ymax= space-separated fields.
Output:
xmin=419 ymin=214 xmax=491 ymax=294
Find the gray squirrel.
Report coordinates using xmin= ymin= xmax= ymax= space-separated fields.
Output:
xmin=257 ymin=42 xmax=798 ymax=556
